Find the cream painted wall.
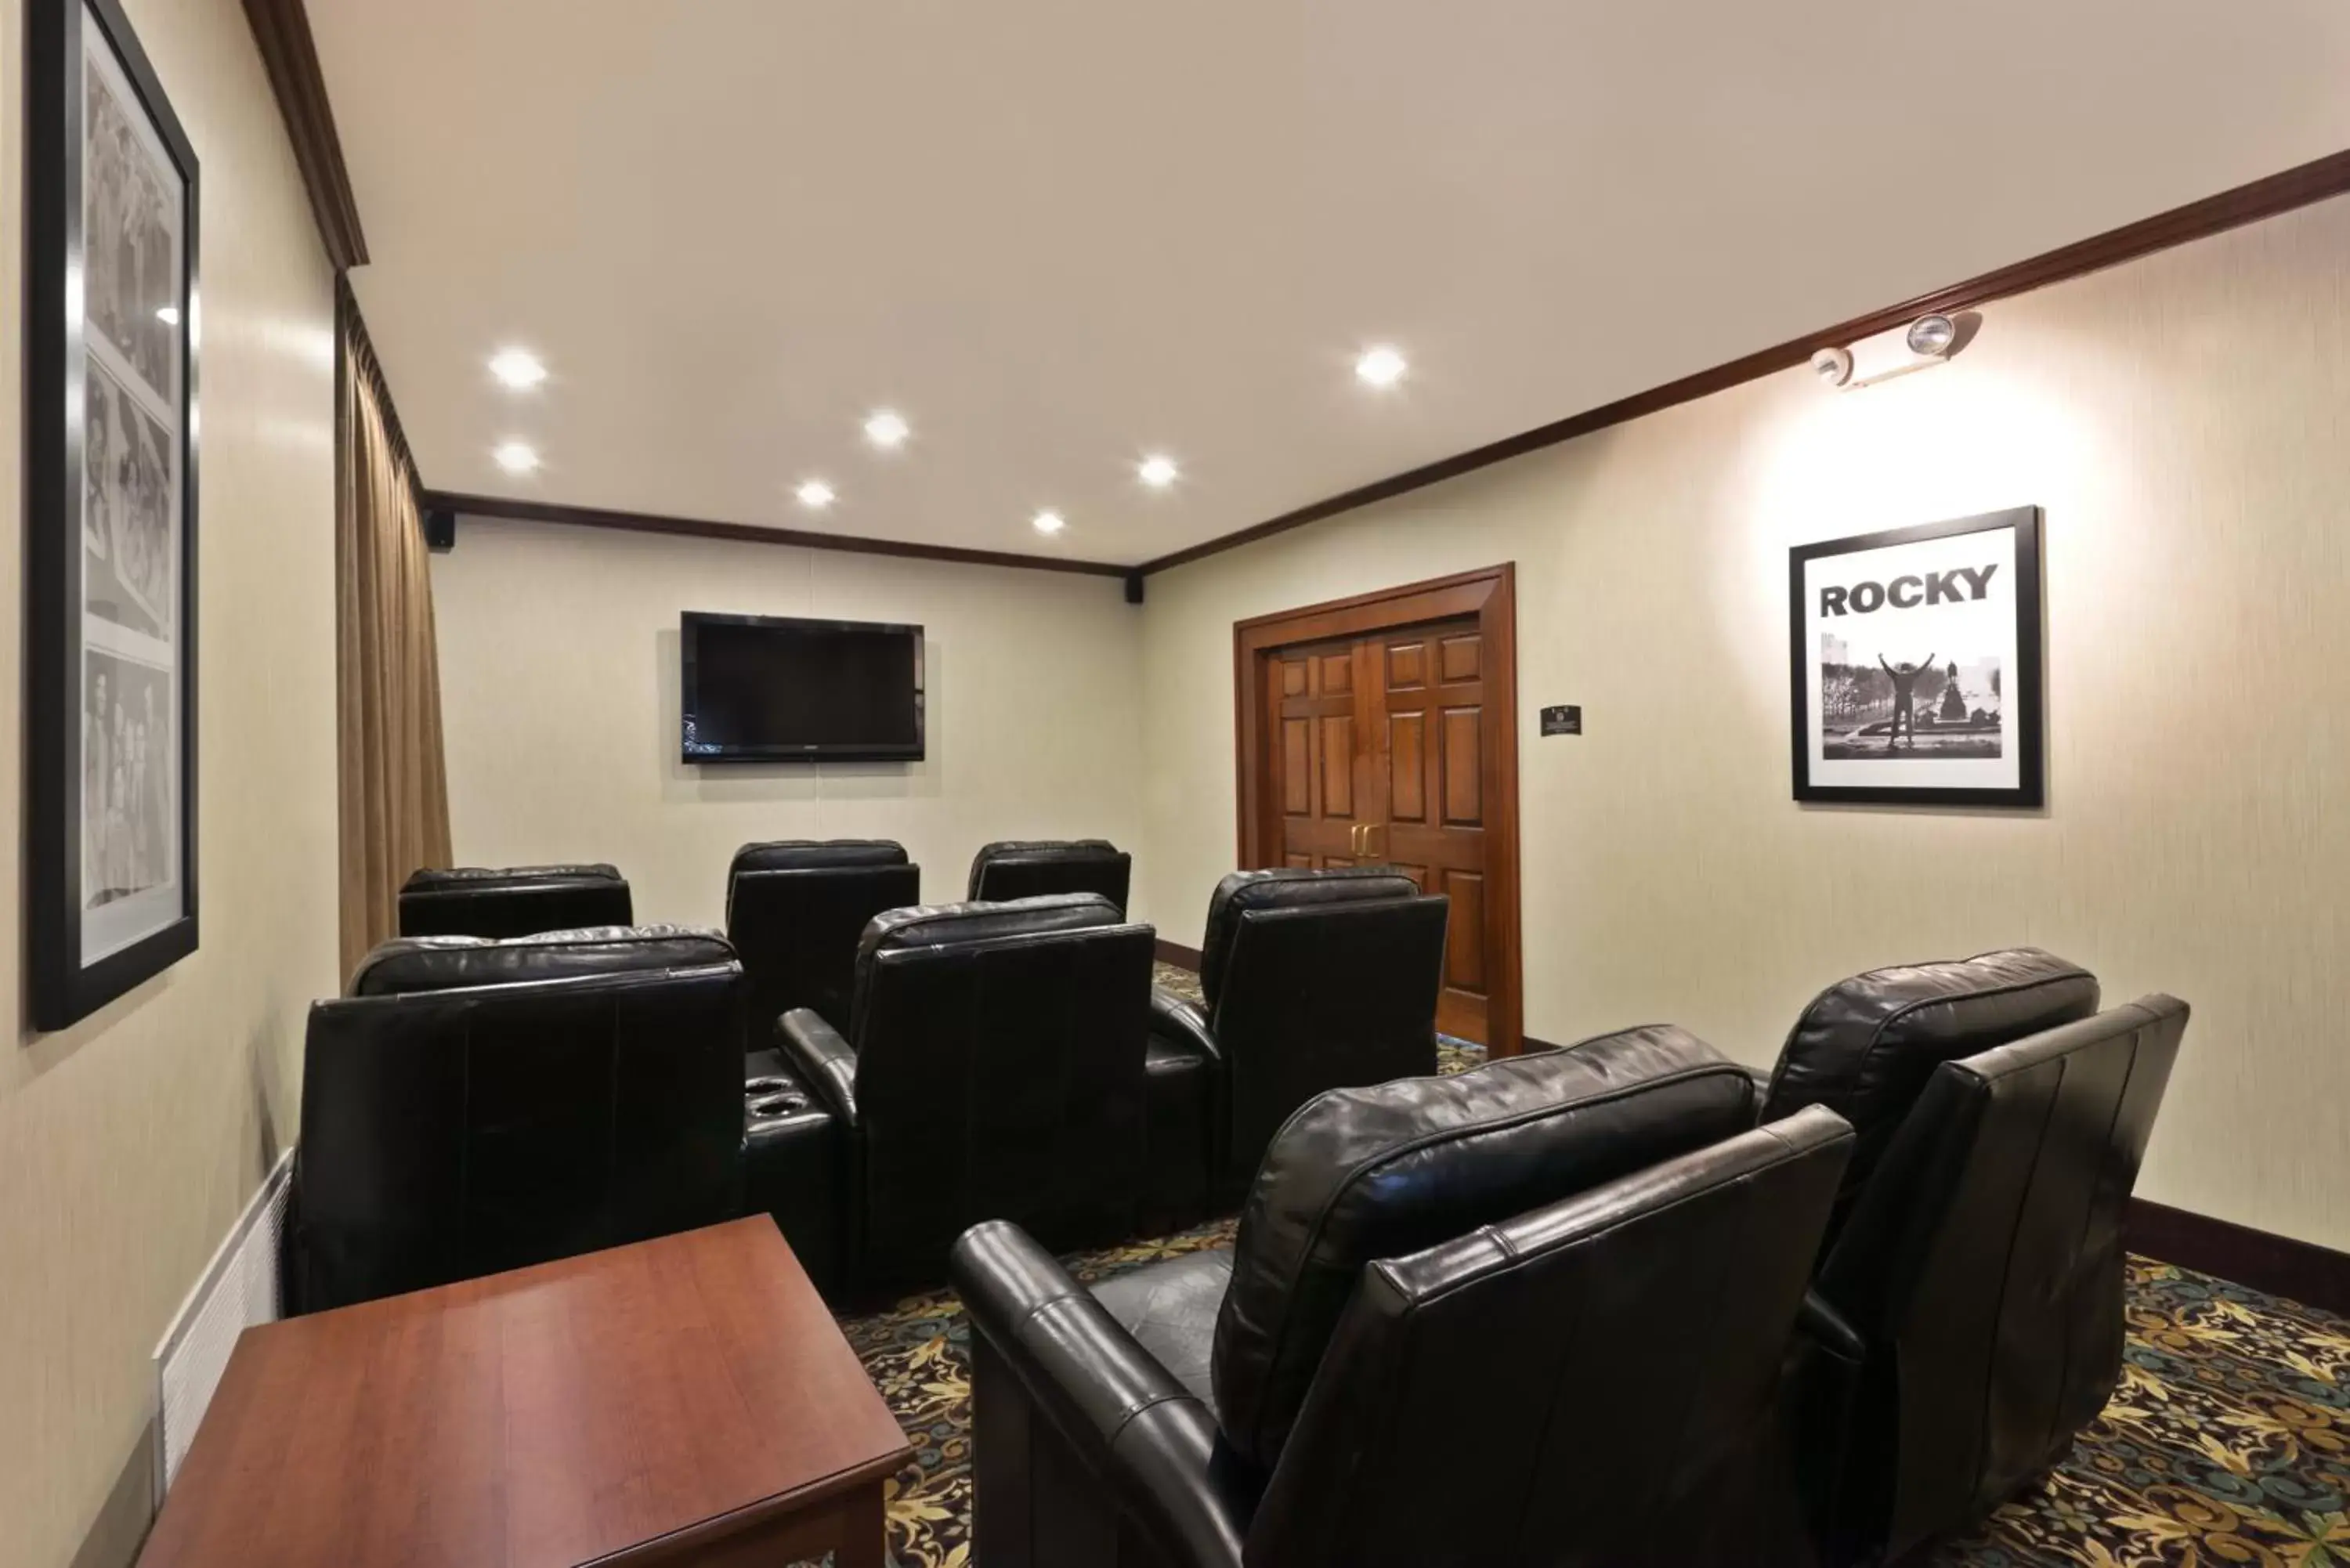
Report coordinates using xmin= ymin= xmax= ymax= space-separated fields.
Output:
xmin=0 ymin=0 xmax=339 ymax=1564
xmin=432 ymin=519 xmax=1145 ymax=928
xmin=1140 ymin=195 xmax=2350 ymax=1255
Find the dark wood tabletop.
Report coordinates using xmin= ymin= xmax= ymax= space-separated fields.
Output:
xmin=138 ymin=1216 xmax=910 ymax=1568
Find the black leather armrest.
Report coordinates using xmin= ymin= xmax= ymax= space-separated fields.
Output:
xmin=1786 ymin=1287 xmax=1867 ymax=1548
xmin=951 ymin=1221 xmax=1248 ymax=1568
xmin=777 ymin=1008 xmax=859 ymax=1129
xmin=1794 ymin=1288 xmax=1864 ymax=1363
xmin=1149 ymin=988 xmax=1223 ymax=1065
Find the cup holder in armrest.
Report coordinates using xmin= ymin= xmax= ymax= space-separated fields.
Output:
xmin=745 ymin=1076 xmax=797 ymax=1097
xmin=749 ymin=1090 xmax=809 ymax=1117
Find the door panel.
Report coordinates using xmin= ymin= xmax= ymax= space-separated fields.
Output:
xmin=1443 ymin=869 xmax=1488 ymax=991
xmin=1375 ymin=620 xmax=1492 ymax=1042
xmin=1388 ymin=713 xmax=1426 ymax=822
xmin=1441 ymin=707 xmax=1483 ymax=826
xmin=1260 ymin=615 xmax=1499 ymax=1043
xmin=1386 ymin=641 xmax=1426 ymax=690
xmin=1319 ymin=717 xmax=1354 ymax=815
xmin=1267 ymin=641 xmax=1372 ymax=876
xmin=1281 ymin=720 xmax=1311 ymax=815
xmin=1239 ymin=569 xmax=1520 ymax=1055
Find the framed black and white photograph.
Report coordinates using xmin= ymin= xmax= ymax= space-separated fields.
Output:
xmin=26 ymin=0 xmax=200 ymax=1030
xmin=1789 ymin=508 xmax=2043 ymax=809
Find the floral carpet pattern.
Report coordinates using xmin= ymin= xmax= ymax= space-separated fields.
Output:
xmin=832 ymin=966 xmax=2350 ymax=1566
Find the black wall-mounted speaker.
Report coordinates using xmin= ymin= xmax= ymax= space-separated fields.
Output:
xmin=424 ymin=508 xmax=456 ymax=552
xmin=1123 ymin=572 xmax=1144 ymax=605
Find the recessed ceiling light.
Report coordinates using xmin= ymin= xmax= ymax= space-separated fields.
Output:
xmin=489 ymin=348 xmax=547 ymax=390
xmin=1032 ymin=510 xmax=1066 ymax=536
xmin=155 ymin=305 xmax=180 ymax=326
xmin=863 ymin=409 xmax=910 ymax=448
xmin=492 ymin=440 xmax=540 ymax=474
xmin=1137 ymin=454 xmax=1180 ymax=489
xmin=1355 ymin=345 xmax=1408 ymax=388
xmin=795 ymin=479 xmax=836 ymax=509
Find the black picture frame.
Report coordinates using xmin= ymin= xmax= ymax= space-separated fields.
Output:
xmin=1788 ymin=507 xmax=2044 ymax=810
xmin=26 ymin=0 xmax=201 ymax=1031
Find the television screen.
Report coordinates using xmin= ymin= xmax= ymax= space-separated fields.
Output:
xmin=680 ymin=612 xmax=924 ymax=762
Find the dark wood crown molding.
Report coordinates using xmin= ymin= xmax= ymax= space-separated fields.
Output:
xmin=1140 ymin=146 xmax=2350 ymax=576
xmin=422 ymin=490 xmax=1135 ymax=580
xmin=243 ymin=0 xmax=368 ymax=270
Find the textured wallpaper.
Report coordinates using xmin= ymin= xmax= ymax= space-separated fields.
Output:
xmin=1141 ymin=195 xmax=2350 ymax=1255
xmin=0 ymin=0 xmax=340 ymax=1563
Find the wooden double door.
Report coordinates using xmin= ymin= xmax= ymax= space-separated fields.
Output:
xmin=1264 ymin=616 xmax=1499 ymax=1044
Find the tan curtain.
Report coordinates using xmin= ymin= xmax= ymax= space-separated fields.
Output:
xmin=335 ymin=276 xmax=452 ymax=978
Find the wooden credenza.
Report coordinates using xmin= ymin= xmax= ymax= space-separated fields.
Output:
xmin=137 ymin=1217 xmax=909 ymax=1567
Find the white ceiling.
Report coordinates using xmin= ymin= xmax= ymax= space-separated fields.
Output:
xmin=313 ymin=1 xmax=2350 ymax=567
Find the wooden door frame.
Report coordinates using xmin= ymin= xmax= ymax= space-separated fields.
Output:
xmin=1232 ymin=564 xmax=1524 ymax=1057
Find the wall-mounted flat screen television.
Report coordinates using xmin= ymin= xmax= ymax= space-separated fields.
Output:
xmin=680 ymin=612 xmax=925 ymax=763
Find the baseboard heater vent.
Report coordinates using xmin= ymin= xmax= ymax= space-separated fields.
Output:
xmin=153 ymin=1148 xmax=293 ymax=1498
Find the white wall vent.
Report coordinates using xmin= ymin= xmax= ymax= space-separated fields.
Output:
xmin=152 ymin=1148 xmax=293 ymax=1498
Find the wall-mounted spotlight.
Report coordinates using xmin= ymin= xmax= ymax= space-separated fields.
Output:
xmin=1811 ymin=313 xmax=1972 ymax=391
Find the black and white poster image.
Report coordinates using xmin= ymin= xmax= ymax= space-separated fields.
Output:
xmin=25 ymin=0 xmax=199 ymax=1029
xmin=1789 ymin=508 xmax=2044 ymax=808
xmin=79 ymin=17 xmax=184 ymax=963
xmin=83 ymin=649 xmax=173 ymax=909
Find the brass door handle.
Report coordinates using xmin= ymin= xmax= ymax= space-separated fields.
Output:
xmin=1349 ymin=824 xmax=1365 ymax=854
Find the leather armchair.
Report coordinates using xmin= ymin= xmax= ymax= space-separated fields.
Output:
xmin=1770 ymin=972 xmax=2189 ymax=1563
xmin=396 ymin=862 xmax=632 ymax=939
xmin=1150 ymin=868 xmax=1448 ymax=1218
xmin=776 ymin=893 xmax=1157 ymax=1294
xmin=288 ymin=925 xmax=746 ymax=1313
xmin=725 ymin=839 xmax=920 ymax=1035
xmin=1757 ymin=947 xmax=2102 ymax=1245
xmin=967 ymin=838 xmax=1133 ymax=912
xmin=953 ymin=1025 xmax=1857 ymax=1568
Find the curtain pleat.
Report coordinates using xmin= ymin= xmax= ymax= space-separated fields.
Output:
xmin=335 ymin=276 xmax=452 ymax=981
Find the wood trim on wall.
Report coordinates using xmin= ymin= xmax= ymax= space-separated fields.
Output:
xmin=1153 ymin=938 xmax=1205 ymax=971
xmin=1232 ymin=565 xmax=1524 ymax=1056
xmin=2126 ymin=1198 xmax=2350 ymax=1317
xmin=241 ymin=0 xmax=367 ymax=269
xmin=422 ymin=490 xmax=1135 ymax=581
xmin=1140 ymin=146 xmax=2350 ymax=576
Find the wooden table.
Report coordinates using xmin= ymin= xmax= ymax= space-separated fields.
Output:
xmin=139 ymin=1217 xmax=910 ymax=1567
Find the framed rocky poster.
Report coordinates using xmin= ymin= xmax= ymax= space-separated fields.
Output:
xmin=25 ymin=0 xmax=200 ymax=1029
xmin=1789 ymin=508 xmax=2043 ymax=809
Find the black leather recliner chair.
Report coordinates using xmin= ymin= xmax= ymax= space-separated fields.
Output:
xmin=953 ymin=1025 xmax=1858 ymax=1568
xmin=396 ymin=862 xmax=633 ymax=939
xmin=287 ymin=925 xmax=746 ymax=1313
xmin=725 ymin=839 xmax=920 ymax=1035
xmin=967 ymin=839 xmax=1133 ymax=912
xmin=1149 ymin=868 xmax=1448 ymax=1216
xmin=777 ymin=894 xmax=1157 ymax=1294
xmin=1752 ymin=951 xmax=2189 ymax=1563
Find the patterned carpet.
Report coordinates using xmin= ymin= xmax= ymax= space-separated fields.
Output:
xmin=832 ymin=966 xmax=2350 ymax=1566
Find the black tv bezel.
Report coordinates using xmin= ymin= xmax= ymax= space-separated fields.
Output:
xmin=679 ymin=610 xmax=927 ymax=764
